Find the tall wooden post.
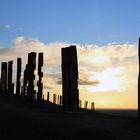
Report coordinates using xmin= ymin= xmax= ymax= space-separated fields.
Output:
xmin=91 ymin=102 xmax=95 ymax=110
xmin=1 ymin=62 xmax=7 ymax=93
xmin=47 ymin=92 xmax=50 ymax=101
xmin=57 ymin=95 xmax=60 ymax=105
xmin=27 ymin=52 xmax=36 ymax=101
xmin=138 ymin=38 xmax=140 ymax=120
xmin=60 ymin=95 xmax=62 ymax=106
xmin=79 ymin=100 xmax=82 ymax=108
xmin=22 ymin=64 xmax=28 ymax=96
xmin=16 ymin=58 xmax=22 ymax=95
xmin=53 ymin=94 xmax=56 ymax=104
xmin=8 ymin=61 xmax=13 ymax=94
xmin=84 ymin=101 xmax=88 ymax=109
xmin=37 ymin=53 xmax=43 ymax=100
xmin=62 ymin=46 xmax=79 ymax=110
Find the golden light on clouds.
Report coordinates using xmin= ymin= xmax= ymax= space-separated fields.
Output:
xmin=0 ymin=37 xmax=138 ymax=109
xmin=88 ymin=67 xmax=125 ymax=92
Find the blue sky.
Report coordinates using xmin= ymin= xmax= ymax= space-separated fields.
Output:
xmin=0 ymin=0 xmax=140 ymax=47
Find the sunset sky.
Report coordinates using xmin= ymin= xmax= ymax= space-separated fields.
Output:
xmin=0 ymin=0 xmax=139 ymax=109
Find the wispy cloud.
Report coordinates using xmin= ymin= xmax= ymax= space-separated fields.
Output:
xmin=2 ymin=24 xmax=23 ymax=31
xmin=3 ymin=24 xmax=11 ymax=29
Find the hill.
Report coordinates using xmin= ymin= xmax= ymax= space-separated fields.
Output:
xmin=0 ymin=94 xmax=139 ymax=140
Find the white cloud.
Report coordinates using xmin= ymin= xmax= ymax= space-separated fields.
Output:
xmin=3 ymin=24 xmax=11 ymax=28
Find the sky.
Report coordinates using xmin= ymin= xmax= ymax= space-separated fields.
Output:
xmin=0 ymin=0 xmax=139 ymax=109
xmin=0 ymin=0 xmax=140 ymax=46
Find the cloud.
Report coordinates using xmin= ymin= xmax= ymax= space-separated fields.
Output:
xmin=2 ymin=24 xmax=23 ymax=31
xmin=79 ymin=79 xmax=100 ymax=86
xmin=56 ymin=78 xmax=100 ymax=86
xmin=0 ymin=36 xmax=138 ymax=109
xmin=3 ymin=24 xmax=11 ymax=28
xmin=0 ymin=36 xmax=138 ymax=96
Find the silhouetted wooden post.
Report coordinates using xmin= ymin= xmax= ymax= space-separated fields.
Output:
xmin=22 ymin=65 xmax=28 ymax=96
xmin=57 ymin=95 xmax=60 ymax=105
xmin=47 ymin=92 xmax=50 ymax=101
xmin=84 ymin=101 xmax=88 ymax=109
xmin=138 ymin=38 xmax=140 ymax=120
xmin=62 ymin=46 xmax=79 ymax=110
xmin=27 ymin=52 xmax=36 ymax=101
xmin=11 ymin=83 xmax=14 ymax=94
xmin=91 ymin=102 xmax=95 ymax=110
xmin=79 ymin=100 xmax=82 ymax=108
xmin=0 ymin=77 xmax=1 ymax=93
xmin=8 ymin=61 xmax=13 ymax=94
xmin=1 ymin=62 xmax=7 ymax=93
xmin=37 ymin=53 xmax=43 ymax=100
xmin=60 ymin=95 xmax=62 ymax=106
xmin=53 ymin=94 xmax=56 ymax=104
xmin=16 ymin=58 xmax=22 ymax=95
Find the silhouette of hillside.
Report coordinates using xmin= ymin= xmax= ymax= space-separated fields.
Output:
xmin=0 ymin=94 xmax=139 ymax=140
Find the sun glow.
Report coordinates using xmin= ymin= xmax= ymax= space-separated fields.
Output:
xmin=88 ymin=67 xmax=125 ymax=92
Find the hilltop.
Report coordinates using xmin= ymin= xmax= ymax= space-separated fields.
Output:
xmin=0 ymin=94 xmax=139 ymax=140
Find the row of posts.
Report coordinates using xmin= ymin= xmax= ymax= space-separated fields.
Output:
xmin=0 ymin=52 xmax=44 ymax=102
xmin=0 ymin=61 xmax=14 ymax=94
xmin=47 ymin=91 xmax=95 ymax=110
xmin=0 ymin=48 xmax=95 ymax=111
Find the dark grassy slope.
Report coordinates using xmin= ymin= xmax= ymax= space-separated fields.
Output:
xmin=0 ymin=94 xmax=139 ymax=140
